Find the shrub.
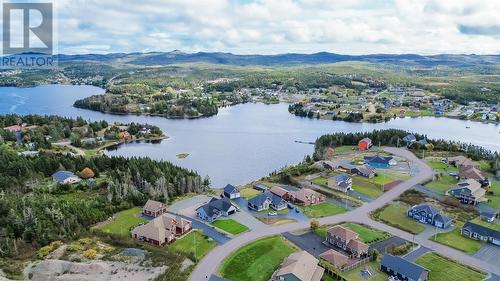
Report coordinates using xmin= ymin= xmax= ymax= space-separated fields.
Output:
xmin=37 ymin=245 xmax=53 ymax=259
xmin=67 ymin=243 xmax=84 ymax=252
xmin=78 ymin=238 xmax=93 ymax=245
xmin=83 ymin=249 xmax=98 ymax=259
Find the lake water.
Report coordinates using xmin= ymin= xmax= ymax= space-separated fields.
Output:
xmin=1 ymin=84 xmax=499 ymax=187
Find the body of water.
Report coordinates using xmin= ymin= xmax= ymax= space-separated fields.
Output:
xmin=1 ymin=85 xmax=499 ymax=187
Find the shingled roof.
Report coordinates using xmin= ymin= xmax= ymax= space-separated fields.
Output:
xmin=381 ymin=255 xmax=428 ymax=281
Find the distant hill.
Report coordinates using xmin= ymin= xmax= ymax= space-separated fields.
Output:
xmin=56 ymin=51 xmax=500 ymax=68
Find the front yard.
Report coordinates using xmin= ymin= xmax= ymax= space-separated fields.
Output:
xmin=415 ymin=253 xmax=486 ymax=281
xmin=168 ymin=230 xmax=216 ymax=261
xmin=211 ymin=219 xmax=249 ymax=235
xmin=220 ymin=236 xmax=297 ymax=281
xmin=239 ymin=187 xmax=261 ymax=199
xmin=485 ymin=180 xmax=500 ymax=209
xmin=430 ymin=223 xmax=482 ymax=254
xmin=342 ymin=223 xmax=391 ymax=244
xmin=299 ymin=202 xmax=347 ymax=218
xmin=425 ymin=175 xmax=458 ymax=194
xmin=97 ymin=207 xmax=147 ymax=236
xmin=352 ymin=177 xmax=384 ymax=198
xmin=371 ymin=202 xmax=425 ymax=234
xmin=340 ymin=261 xmax=388 ymax=281
xmin=428 ymin=161 xmax=459 ymax=173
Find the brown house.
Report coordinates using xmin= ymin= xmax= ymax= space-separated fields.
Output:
xmin=447 ymin=156 xmax=478 ymax=169
xmin=459 ymin=166 xmax=489 ymax=187
xmin=131 ymin=214 xmax=192 ymax=246
xmin=270 ymin=186 xmax=290 ymax=200
xmin=319 ymin=249 xmax=349 ymax=269
xmin=325 ymin=225 xmax=369 ymax=258
xmin=143 ymin=199 xmax=167 ymax=217
xmin=289 ymin=188 xmax=325 ymax=206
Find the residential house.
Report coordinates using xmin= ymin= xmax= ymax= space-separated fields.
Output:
xmin=247 ymin=191 xmax=287 ymax=211
xmin=270 ymin=251 xmax=324 ymax=281
xmin=253 ymin=183 xmax=269 ymax=191
xmin=337 ymin=163 xmax=357 ymax=174
xmin=403 ymin=134 xmax=417 ymax=146
xmin=364 ymin=155 xmax=396 ymax=168
xmin=358 ymin=138 xmax=372 ymax=151
xmin=319 ymin=249 xmax=349 ymax=270
xmin=131 ymin=214 xmax=192 ymax=246
xmin=353 ymin=165 xmax=376 ymax=178
xmin=407 ymin=204 xmax=452 ymax=229
xmin=143 ymin=199 xmax=167 ymax=217
xmin=270 ymin=186 xmax=291 ymax=200
xmin=458 ymin=166 xmax=489 ymax=187
xmin=289 ymin=188 xmax=325 ymax=206
xmin=380 ymin=255 xmax=429 ymax=281
xmin=447 ymin=156 xmax=478 ymax=169
xmin=118 ymin=131 xmax=132 ymax=141
xmin=448 ymin=179 xmax=485 ymax=205
xmin=328 ymin=174 xmax=353 ymax=192
xmin=52 ymin=171 xmax=81 ymax=185
xmin=223 ymin=184 xmax=240 ymax=199
xmin=3 ymin=125 xmax=22 ymax=133
xmin=461 ymin=222 xmax=500 ymax=246
xmin=196 ymin=197 xmax=238 ymax=222
xmin=325 ymin=225 xmax=369 ymax=258
xmin=480 ymin=211 xmax=498 ymax=223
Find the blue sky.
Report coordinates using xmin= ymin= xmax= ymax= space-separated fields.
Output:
xmin=52 ymin=0 xmax=500 ymax=55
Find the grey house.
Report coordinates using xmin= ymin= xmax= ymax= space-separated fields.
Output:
xmin=196 ymin=197 xmax=238 ymax=222
xmin=247 ymin=191 xmax=287 ymax=211
xmin=407 ymin=204 xmax=452 ymax=229
xmin=380 ymin=255 xmax=429 ymax=281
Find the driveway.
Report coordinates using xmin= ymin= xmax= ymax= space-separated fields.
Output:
xmin=473 ymin=244 xmax=500 ymax=268
xmin=369 ymin=236 xmax=408 ymax=254
xmin=404 ymin=246 xmax=432 ymax=261
xmin=282 ymin=232 xmax=330 ymax=258
xmin=168 ymin=195 xmax=213 ymax=217
xmin=174 ymin=213 xmax=230 ymax=245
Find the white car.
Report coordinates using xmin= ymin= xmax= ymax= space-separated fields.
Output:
xmin=268 ymin=211 xmax=277 ymax=216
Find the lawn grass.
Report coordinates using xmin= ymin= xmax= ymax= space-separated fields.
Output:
xmin=341 ymin=261 xmax=388 ymax=281
xmin=239 ymin=187 xmax=261 ymax=199
xmin=377 ymin=170 xmax=412 ymax=180
xmin=98 ymin=207 xmax=147 ymax=236
xmin=312 ymin=176 xmax=328 ymax=187
xmin=415 ymin=253 xmax=486 ymax=281
xmin=486 ymin=180 xmax=500 ymax=209
xmin=352 ymin=177 xmax=384 ymax=198
xmin=430 ymin=223 xmax=482 ymax=254
xmin=211 ymin=219 xmax=249 ymax=235
xmin=425 ymin=175 xmax=458 ymax=194
xmin=220 ymin=236 xmax=296 ymax=281
xmin=429 ymin=161 xmax=459 ymax=173
xmin=372 ymin=202 xmax=425 ymax=234
xmin=168 ymin=230 xmax=216 ymax=261
xmin=370 ymin=175 xmax=395 ymax=185
xmin=333 ymin=145 xmax=356 ymax=153
xmin=470 ymin=217 xmax=500 ymax=232
xmin=342 ymin=223 xmax=390 ymax=244
xmin=299 ymin=202 xmax=347 ymax=218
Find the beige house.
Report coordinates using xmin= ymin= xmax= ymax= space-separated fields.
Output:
xmin=448 ymin=179 xmax=485 ymax=205
xmin=288 ymin=188 xmax=326 ymax=206
xmin=325 ymin=225 xmax=369 ymax=258
xmin=319 ymin=249 xmax=349 ymax=269
xmin=131 ymin=214 xmax=192 ymax=246
xmin=143 ymin=199 xmax=167 ymax=217
xmin=271 ymin=251 xmax=324 ymax=281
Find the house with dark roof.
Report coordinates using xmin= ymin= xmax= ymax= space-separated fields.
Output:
xmin=480 ymin=211 xmax=499 ymax=223
xmin=407 ymin=204 xmax=452 ymax=229
xmin=223 ymin=184 xmax=240 ymax=199
xmin=247 ymin=191 xmax=287 ymax=211
xmin=52 ymin=171 xmax=81 ymax=185
xmin=403 ymin=134 xmax=417 ymax=146
xmin=380 ymin=255 xmax=429 ymax=281
xmin=461 ymin=221 xmax=500 ymax=246
xmin=353 ymin=164 xmax=376 ymax=178
xmin=327 ymin=174 xmax=352 ymax=192
xmin=196 ymin=197 xmax=238 ymax=222
xmin=364 ymin=155 xmax=396 ymax=168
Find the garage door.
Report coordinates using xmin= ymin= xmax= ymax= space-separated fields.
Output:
xmin=228 ymin=210 xmax=235 ymax=215
xmin=491 ymin=238 xmax=500 ymax=246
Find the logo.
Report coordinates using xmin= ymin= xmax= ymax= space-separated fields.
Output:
xmin=1 ymin=2 xmax=56 ymax=68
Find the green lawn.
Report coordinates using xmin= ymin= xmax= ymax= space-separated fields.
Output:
xmin=370 ymin=175 xmax=395 ymax=185
xmin=377 ymin=170 xmax=412 ymax=180
xmin=220 ymin=236 xmax=296 ymax=281
xmin=312 ymin=176 xmax=328 ymax=187
xmin=333 ymin=145 xmax=356 ymax=153
xmin=168 ymin=230 xmax=216 ymax=261
xmin=425 ymin=175 xmax=458 ymax=194
xmin=486 ymin=180 xmax=500 ymax=209
xmin=429 ymin=161 xmax=459 ymax=173
xmin=342 ymin=223 xmax=390 ymax=244
xmin=470 ymin=217 xmax=500 ymax=232
xmin=299 ymin=202 xmax=347 ymax=218
xmin=239 ymin=187 xmax=261 ymax=199
xmin=373 ymin=202 xmax=425 ymax=234
xmin=211 ymin=219 xmax=249 ymax=235
xmin=430 ymin=224 xmax=482 ymax=254
xmin=341 ymin=261 xmax=388 ymax=281
xmin=415 ymin=253 xmax=486 ymax=281
xmin=98 ymin=207 xmax=147 ymax=236
xmin=352 ymin=177 xmax=384 ymax=198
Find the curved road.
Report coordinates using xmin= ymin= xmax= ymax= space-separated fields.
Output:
xmin=189 ymin=147 xmax=500 ymax=280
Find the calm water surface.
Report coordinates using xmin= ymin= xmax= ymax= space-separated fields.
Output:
xmin=1 ymin=85 xmax=499 ymax=187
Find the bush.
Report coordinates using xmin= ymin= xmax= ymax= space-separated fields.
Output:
xmin=83 ymin=249 xmax=98 ymax=259
xmin=67 ymin=242 xmax=84 ymax=252
xmin=78 ymin=238 xmax=93 ymax=245
xmin=37 ymin=245 xmax=54 ymax=259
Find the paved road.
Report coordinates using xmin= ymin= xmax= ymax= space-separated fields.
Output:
xmin=188 ymin=147 xmax=500 ymax=280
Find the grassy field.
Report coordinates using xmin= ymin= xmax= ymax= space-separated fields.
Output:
xmin=371 ymin=175 xmax=396 ymax=185
xmin=377 ymin=170 xmax=412 ymax=180
xmin=430 ymin=223 xmax=482 ymax=254
xmin=486 ymin=180 xmax=500 ymax=209
xmin=333 ymin=145 xmax=356 ymax=153
xmin=470 ymin=217 xmax=500 ymax=231
xmin=425 ymin=175 xmax=458 ymax=194
xmin=341 ymin=261 xmax=388 ymax=281
xmin=429 ymin=161 xmax=459 ymax=173
xmin=300 ymin=202 xmax=347 ymax=218
xmin=98 ymin=207 xmax=147 ymax=236
xmin=415 ymin=253 xmax=486 ymax=281
xmin=312 ymin=176 xmax=328 ymax=187
xmin=239 ymin=187 xmax=261 ymax=199
xmin=211 ymin=219 xmax=249 ymax=235
xmin=168 ymin=230 xmax=216 ymax=261
xmin=342 ymin=223 xmax=390 ymax=244
xmin=220 ymin=236 xmax=296 ymax=281
xmin=372 ymin=202 xmax=425 ymax=234
xmin=352 ymin=177 xmax=384 ymax=198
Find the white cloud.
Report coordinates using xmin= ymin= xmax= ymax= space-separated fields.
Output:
xmin=52 ymin=0 xmax=500 ymax=55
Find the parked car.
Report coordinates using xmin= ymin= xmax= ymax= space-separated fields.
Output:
xmin=268 ymin=211 xmax=277 ymax=216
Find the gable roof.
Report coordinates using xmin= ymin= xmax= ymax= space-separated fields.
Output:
xmin=131 ymin=213 xmax=182 ymax=242
xmin=223 ymin=184 xmax=239 ymax=194
xmin=410 ymin=203 xmax=440 ymax=217
xmin=52 ymin=171 xmax=79 ymax=183
xmin=319 ymin=249 xmax=349 ymax=268
xmin=275 ymin=251 xmax=323 ymax=281
xmin=291 ymin=188 xmax=322 ymax=203
xmin=347 ymin=239 xmax=369 ymax=253
xmin=197 ymin=197 xmax=235 ymax=217
xmin=451 ymin=179 xmax=484 ymax=198
xmin=144 ymin=199 xmax=166 ymax=213
xmin=462 ymin=222 xmax=500 ymax=240
xmin=459 ymin=166 xmax=485 ymax=181
xmin=359 ymin=137 xmax=372 ymax=144
xmin=448 ymin=156 xmax=476 ymax=168
xmin=355 ymin=164 xmax=375 ymax=175
xmin=403 ymin=134 xmax=417 ymax=142
xmin=270 ymin=186 xmax=289 ymax=198
xmin=381 ymin=255 xmax=428 ymax=281
xmin=327 ymin=225 xmax=358 ymax=242
xmin=364 ymin=155 xmax=393 ymax=165
xmin=248 ymin=191 xmax=285 ymax=207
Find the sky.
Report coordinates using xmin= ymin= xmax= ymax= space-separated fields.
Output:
xmin=48 ymin=0 xmax=500 ymax=55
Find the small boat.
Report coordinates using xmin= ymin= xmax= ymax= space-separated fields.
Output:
xmin=465 ymin=126 xmax=470 ymax=129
